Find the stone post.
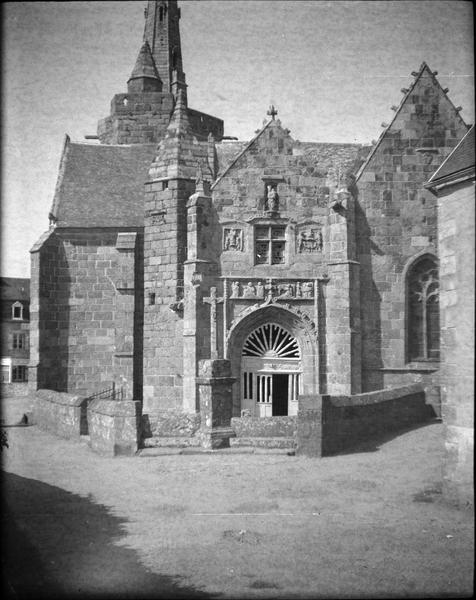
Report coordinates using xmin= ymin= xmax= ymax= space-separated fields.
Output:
xmin=196 ymin=359 xmax=235 ymax=449
xmin=295 ymin=394 xmax=325 ymax=457
xmin=183 ymin=183 xmax=214 ymax=412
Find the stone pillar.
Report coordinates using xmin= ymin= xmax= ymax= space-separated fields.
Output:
xmin=326 ymin=189 xmax=361 ymax=395
xmin=196 ymin=359 xmax=235 ymax=449
xmin=182 ymin=184 xmax=214 ymax=412
xmin=296 ymin=394 xmax=325 ymax=457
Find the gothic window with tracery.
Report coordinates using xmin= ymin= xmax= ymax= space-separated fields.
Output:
xmin=407 ymin=256 xmax=439 ymax=361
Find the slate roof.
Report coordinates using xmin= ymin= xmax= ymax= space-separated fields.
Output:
xmin=50 ymin=138 xmax=157 ymax=228
xmin=427 ymin=125 xmax=474 ymax=185
xmin=0 ymin=277 xmax=30 ymax=301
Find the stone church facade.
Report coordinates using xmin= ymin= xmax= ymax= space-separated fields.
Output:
xmin=30 ymin=1 xmax=470 ymax=447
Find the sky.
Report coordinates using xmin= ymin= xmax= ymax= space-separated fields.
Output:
xmin=2 ymin=0 xmax=474 ymax=278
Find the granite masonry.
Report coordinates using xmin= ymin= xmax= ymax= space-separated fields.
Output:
xmin=29 ymin=1 xmax=472 ymax=485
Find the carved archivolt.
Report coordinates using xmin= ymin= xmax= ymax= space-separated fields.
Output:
xmin=226 ymin=300 xmax=318 ymax=346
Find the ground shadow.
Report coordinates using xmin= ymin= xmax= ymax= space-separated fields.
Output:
xmin=324 ymin=418 xmax=441 ymax=457
xmin=2 ymin=471 xmax=216 ymax=599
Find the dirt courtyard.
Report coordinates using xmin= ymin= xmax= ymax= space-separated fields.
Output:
xmin=1 ymin=396 xmax=474 ymax=599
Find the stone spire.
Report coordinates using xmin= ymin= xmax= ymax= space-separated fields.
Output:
xmin=127 ymin=41 xmax=162 ymax=93
xmin=142 ymin=1 xmax=187 ymax=98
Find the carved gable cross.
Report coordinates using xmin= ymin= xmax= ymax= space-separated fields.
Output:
xmin=203 ymin=286 xmax=224 ymax=360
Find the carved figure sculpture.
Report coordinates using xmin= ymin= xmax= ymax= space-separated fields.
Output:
xmin=256 ymin=281 xmax=264 ymax=298
xmin=267 ymin=185 xmax=279 ymax=212
xmin=243 ymin=282 xmax=256 ymax=298
xmin=302 ymin=281 xmax=313 ymax=298
xmin=224 ymin=228 xmax=243 ymax=251
xmin=231 ymin=281 xmax=240 ymax=298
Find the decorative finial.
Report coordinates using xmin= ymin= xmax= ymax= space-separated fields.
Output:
xmin=267 ymin=105 xmax=278 ymax=120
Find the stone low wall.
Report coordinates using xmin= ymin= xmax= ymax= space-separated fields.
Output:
xmin=34 ymin=389 xmax=87 ymax=439
xmin=297 ymin=384 xmax=436 ymax=457
xmin=88 ymin=399 xmax=141 ymax=457
xmin=231 ymin=416 xmax=297 ymax=438
xmin=1 ymin=382 xmax=29 ymax=397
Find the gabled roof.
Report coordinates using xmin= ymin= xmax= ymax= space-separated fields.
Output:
xmin=0 ymin=277 xmax=30 ymax=301
xmin=212 ymin=120 xmax=274 ymax=189
xmin=356 ymin=62 xmax=468 ymax=181
xmin=213 ymin=122 xmax=367 ymax=188
xmin=49 ymin=138 xmax=157 ymax=228
xmin=427 ymin=125 xmax=475 ymax=186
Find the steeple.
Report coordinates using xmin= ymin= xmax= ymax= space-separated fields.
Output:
xmin=127 ymin=41 xmax=162 ymax=93
xmin=143 ymin=1 xmax=187 ymax=99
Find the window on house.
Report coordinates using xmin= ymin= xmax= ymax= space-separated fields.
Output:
xmin=12 ymin=365 xmax=27 ymax=382
xmin=407 ymin=256 xmax=439 ymax=361
xmin=255 ymin=226 xmax=286 ymax=265
xmin=12 ymin=333 xmax=27 ymax=350
xmin=12 ymin=302 xmax=23 ymax=320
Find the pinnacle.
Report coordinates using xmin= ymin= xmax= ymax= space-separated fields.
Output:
xmin=166 ymin=89 xmax=191 ymax=135
xmin=128 ymin=41 xmax=161 ymax=83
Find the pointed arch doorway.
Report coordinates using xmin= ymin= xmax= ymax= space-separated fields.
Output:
xmin=241 ymin=323 xmax=302 ymax=417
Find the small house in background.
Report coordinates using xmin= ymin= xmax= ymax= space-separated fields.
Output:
xmin=1 ymin=278 xmax=30 ymax=391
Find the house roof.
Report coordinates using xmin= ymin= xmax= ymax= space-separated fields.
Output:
xmin=427 ymin=125 xmax=475 ymax=186
xmin=50 ymin=138 xmax=157 ymax=227
xmin=0 ymin=277 xmax=30 ymax=301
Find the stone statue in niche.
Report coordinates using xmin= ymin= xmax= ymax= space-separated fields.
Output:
xmin=298 ymin=228 xmax=323 ymax=253
xmin=265 ymin=185 xmax=279 ymax=212
xmin=223 ymin=228 xmax=243 ymax=251
xmin=231 ymin=281 xmax=240 ymax=298
xmin=256 ymin=281 xmax=264 ymax=298
xmin=243 ymin=282 xmax=256 ymax=298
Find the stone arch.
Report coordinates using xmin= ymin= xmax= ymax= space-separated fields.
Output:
xmin=226 ymin=304 xmax=319 ymax=416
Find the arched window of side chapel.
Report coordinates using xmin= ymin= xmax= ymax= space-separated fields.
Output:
xmin=407 ymin=255 xmax=440 ymax=362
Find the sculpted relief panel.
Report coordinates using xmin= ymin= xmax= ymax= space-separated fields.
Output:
xmin=223 ymin=228 xmax=244 ymax=252
xmin=297 ymin=225 xmax=323 ymax=253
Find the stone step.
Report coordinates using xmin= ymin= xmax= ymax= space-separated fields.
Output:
xmin=230 ymin=436 xmax=296 ymax=450
xmin=137 ymin=446 xmax=294 ymax=457
xmin=143 ymin=436 xmax=201 ymax=449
